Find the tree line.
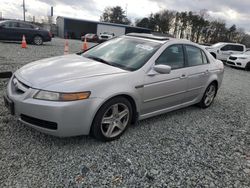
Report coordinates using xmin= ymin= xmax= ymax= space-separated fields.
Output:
xmin=100 ymin=6 xmax=250 ymax=47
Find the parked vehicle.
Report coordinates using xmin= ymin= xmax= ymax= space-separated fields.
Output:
xmin=4 ymin=33 xmax=224 ymax=141
xmin=226 ymin=51 xmax=250 ymax=70
xmin=81 ymin=33 xmax=99 ymax=42
xmin=99 ymin=32 xmax=114 ymax=42
xmin=206 ymin=42 xmax=246 ymax=61
xmin=0 ymin=20 xmax=52 ymax=45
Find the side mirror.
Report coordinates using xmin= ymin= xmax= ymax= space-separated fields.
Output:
xmin=148 ymin=64 xmax=171 ymax=76
xmin=154 ymin=64 xmax=171 ymax=74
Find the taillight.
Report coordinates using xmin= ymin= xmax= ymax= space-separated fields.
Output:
xmin=49 ymin=32 xmax=52 ymax=38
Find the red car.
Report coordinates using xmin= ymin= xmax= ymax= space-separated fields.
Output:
xmin=81 ymin=33 xmax=98 ymax=42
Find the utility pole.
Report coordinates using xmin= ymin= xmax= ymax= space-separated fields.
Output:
xmin=125 ymin=3 xmax=128 ymax=17
xmin=23 ymin=0 xmax=26 ymax=21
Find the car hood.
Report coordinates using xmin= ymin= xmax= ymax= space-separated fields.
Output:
xmin=230 ymin=54 xmax=250 ymax=58
xmin=15 ymin=54 xmax=128 ymax=88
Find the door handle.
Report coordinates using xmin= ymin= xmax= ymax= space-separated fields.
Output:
xmin=180 ymin=74 xmax=187 ymax=79
xmin=204 ymin=70 xmax=209 ymax=75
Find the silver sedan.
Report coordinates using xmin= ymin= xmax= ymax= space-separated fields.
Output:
xmin=4 ymin=33 xmax=224 ymax=141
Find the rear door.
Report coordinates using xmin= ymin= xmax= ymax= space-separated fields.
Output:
xmin=231 ymin=44 xmax=245 ymax=55
xmin=184 ymin=45 xmax=210 ymax=101
xmin=16 ymin=22 xmax=35 ymax=41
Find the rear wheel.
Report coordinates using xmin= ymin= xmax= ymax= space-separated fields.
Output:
xmin=199 ymin=83 xmax=217 ymax=108
xmin=91 ymin=97 xmax=132 ymax=141
xmin=33 ymin=35 xmax=43 ymax=45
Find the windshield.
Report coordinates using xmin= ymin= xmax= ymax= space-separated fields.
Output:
xmin=83 ymin=36 xmax=161 ymax=71
xmin=211 ymin=43 xmax=224 ymax=48
xmin=0 ymin=20 xmax=7 ymax=25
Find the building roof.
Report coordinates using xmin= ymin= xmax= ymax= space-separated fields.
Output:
xmin=56 ymin=16 xmax=151 ymax=31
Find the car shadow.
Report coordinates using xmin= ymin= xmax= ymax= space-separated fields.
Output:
xmin=0 ymin=40 xmax=53 ymax=46
xmin=9 ymin=104 xmax=202 ymax=149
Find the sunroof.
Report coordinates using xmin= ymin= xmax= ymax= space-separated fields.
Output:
xmin=126 ymin=33 xmax=169 ymax=41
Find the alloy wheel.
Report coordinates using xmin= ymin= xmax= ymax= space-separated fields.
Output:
xmin=101 ymin=103 xmax=129 ymax=138
xmin=34 ymin=36 xmax=43 ymax=45
xmin=204 ymin=84 xmax=216 ymax=106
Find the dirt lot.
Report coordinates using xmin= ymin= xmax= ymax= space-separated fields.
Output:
xmin=0 ymin=38 xmax=250 ymax=187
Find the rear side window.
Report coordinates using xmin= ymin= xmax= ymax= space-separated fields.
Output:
xmin=221 ymin=45 xmax=244 ymax=52
xmin=232 ymin=45 xmax=244 ymax=52
xmin=155 ymin=44 xmax=185 ymax=69
xmin=185 ymin=45 xmax=203 ymax=66
xmin=202 ymin=51 xmax=209 ymax=64
xmin=18 ymin=23 xmax=34 ymax=29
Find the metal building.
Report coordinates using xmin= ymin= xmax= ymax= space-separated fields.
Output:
xmin=56 ymin=16 xmax=151 ymax=39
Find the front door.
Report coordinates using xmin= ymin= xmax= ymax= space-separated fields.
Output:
xmin=141 ymin=44 xmax=189 ymax=115
xmin=0 ymin=21 xmax=20 ymax=41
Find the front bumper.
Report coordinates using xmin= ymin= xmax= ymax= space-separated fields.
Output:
xmin=226 ymin=60 xmax=247 ymax=68
xmin=5 ymin=76 xmax=102 ymax=137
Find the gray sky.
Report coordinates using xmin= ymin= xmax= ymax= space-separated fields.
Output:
xmin=1 ymin=0 xmax=250 ymax=33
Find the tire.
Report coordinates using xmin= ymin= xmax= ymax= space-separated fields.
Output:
xmin=245 ymin=62 xmax=250 ymax=71
xmin=91 ymin=97 xmax=132 ymax=141
xmin=33 ymin=35 xmax=43 ymax=45
xmin=199 ymin=83 xmax=217 ymax=108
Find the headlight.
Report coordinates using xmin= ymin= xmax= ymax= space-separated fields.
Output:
xmin=34 ymin=90 xmax=91 ymax=101
xmin=238 ymin=57 xmax=247 ymax=59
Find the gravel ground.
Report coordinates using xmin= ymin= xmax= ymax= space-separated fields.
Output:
xmin=0 ymin=38 xmax=250 ymax=187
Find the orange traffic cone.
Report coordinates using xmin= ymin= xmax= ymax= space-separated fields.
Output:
xmin=82 ymin=37 xmax=88 ymax=52
xmin=64 ymin=39 xmax=69 ymax=55
xmin=21 ymin=35 xmax=27 ymax=48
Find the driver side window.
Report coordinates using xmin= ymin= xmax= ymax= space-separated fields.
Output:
xmin=155 ymin=44 xmax=184 ymax=70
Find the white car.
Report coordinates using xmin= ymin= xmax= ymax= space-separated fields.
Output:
xmin=99 ymin=32 xmax=114 ymax=42
xmin=206 ymin=43 xmax=246 ymax=61
xmin=226 ymin=51 xmax=250 ymax=70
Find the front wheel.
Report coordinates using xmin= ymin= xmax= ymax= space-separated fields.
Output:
xmin=33 ymin=35 xmax=43 ymax=45
xmin=91 ymin=97 xmax=132 ymax=141
xmin=245 ymin=62 xmax=250 ymax=71
xmin=199 ymin=83 xmax=217 ymax=108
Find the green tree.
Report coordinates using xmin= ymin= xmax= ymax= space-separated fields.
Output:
xmin=179 ymin=12 xmax=189 ymax=38
xmin=100 ymin=6 xmax=131 ymax=25
xmin=228 ymin=24 xmax=237 ymax=41
xmin=156 ymin=10 xmax=175 ymax=33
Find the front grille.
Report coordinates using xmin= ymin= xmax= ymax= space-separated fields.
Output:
xmin=227 ymin=61 xmax=235 ymax=65
xmin=100 ymin=36 xmax=108 ymax=39
xmin=229 ymin=56 xmax=237 ymax=60
xmin=20 ymin=114 xmax=58 ymax=130
xmin=12 ymin=77 xmax=30 ymax=94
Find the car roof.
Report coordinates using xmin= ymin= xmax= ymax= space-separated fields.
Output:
xmin=1 ymin=19 xmax=38 ymax=27
xmin=213 ymin=42 xmax=245 ymax=46
xmin=126 ymin=33 xmax=170 ymax=42
xmin=126 ymin=33 xmax=193 ymax=45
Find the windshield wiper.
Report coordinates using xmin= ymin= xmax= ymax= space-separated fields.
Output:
xmin=85 ymin=55 xmax=112 ymax=66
